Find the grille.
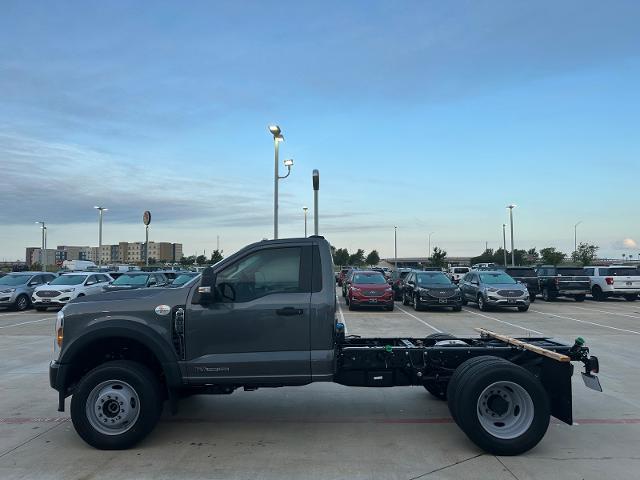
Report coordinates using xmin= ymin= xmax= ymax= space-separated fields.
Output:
xmin=36 ymin=290 xmax=60 ymax=298
xmin=362 ymin=290 xmax=385 ymax=297
xmin=497 ymin=289 xmax=524 ymax=297
xmin=425 ymin=289 xmax=456 ymax=299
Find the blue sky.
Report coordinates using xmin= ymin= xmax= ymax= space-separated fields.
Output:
xmin=1 ymin=1 xmax=639 ymax=261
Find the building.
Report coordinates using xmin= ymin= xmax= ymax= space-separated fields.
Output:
xmin=28 ymin=248 xmax=58 ymax=267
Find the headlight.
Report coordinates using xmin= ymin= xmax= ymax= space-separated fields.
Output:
xmin=1 ymin=288 xmax=16 ymax=293
xmin=59 ymin=288 xmax=75 ymax=293
xmin=351 ymin=287 xmax=361 ymax=292
xmin=54 ymin=310 xmax=64 ymax=357
xmin=487 ymin=287 xmax=499 ymax=293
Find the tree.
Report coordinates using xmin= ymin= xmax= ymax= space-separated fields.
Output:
xmin=572 ymin=242 xmax=599 ymax=266
xmin=30 ymin=262 xmax=42 ymax=271
xmin=180 ymin=255 xmax=195 ymax=266
xmin=539 ymin=247 xmax=566 ymax=265
xmin=348 ymin=249 xmax=366 ymax=266
xmin=527 ymin=248 xmax=539 ymax=264
xmin=195 ymin=254 xmax=207 ymax=265
xmin=365 ymin=250 xmax=380 ymax=266
xmin=470 ymin=248 xmax=494 ymax=266
xmin=210 ymin=249 xmax=224 ymax=264
xmin=148 ymin=257 xmax=157 ymax=264
xmin=333 ymin=248 xmax=350 ymax=266
xmin=431 ymin=246 xmax=447 ymax=268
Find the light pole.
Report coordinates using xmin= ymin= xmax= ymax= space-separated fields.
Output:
xmin=269 ymin=125 xmax=293 ymax=240
xmin=94 ymin=206 xmax=108 ymax=266
xmin=394 ymin=226 xmax=398 ymax=269
xmin=502 ymin=224 xmax=507 ymax=266
xmin=574 ymin=221 xmax=582 ymax=254
xmin=428 ymin=232 xmax=435 ymax=262
xmin=303 ymin=207 xmax=308 ymax=237
xmin=35 ymin=221 xmax=46 ymax=271
xmin=507 ymin=204 xmax=516 ymax=266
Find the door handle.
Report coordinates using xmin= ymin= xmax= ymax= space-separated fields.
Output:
xmin=276 ymin=307 xmax=304 ymax=316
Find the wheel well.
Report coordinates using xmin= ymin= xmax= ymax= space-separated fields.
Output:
xmin=65 ymin=337 xmax=165 ymax=394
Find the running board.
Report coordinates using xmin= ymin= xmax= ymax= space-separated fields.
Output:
xmin=475 ymin=328 xmax=570 ymax=362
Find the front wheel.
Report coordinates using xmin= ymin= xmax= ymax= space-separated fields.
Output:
xmin=413 ymin=295 xmax=422 ymax=311
xmin=574 ymin=294 xmax=586 ymax=302
xmin=518 ymin=306 xmax=529 ymax=312
xmin=624 ymin=294 xmax=637 ymax=302
xmin=70 ymin=360 xmax=163 ymax=450
xmin=478 ymin=295 xmax=488 ymax=311
xmin=402 ymin=293 xmax=410 ymax=306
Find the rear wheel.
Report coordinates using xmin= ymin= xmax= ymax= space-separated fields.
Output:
xmin=542 ymin=288 xmax=553 ymax=302
xmin=451 ymin=360 xmax=550 ymax=456
xmin=14 ymin=294 xmax=30 ymax=311
xmin=624 ymin=294 xmax=637 ymax=302
xmin=413 ymin=294 xmax=422 ymax=311
xmin=70 ymin=360 xmax=163 ymax=450
xmin=574 ymin=294 xmax=586 ymax=302
xmin=592 ymin=286 xmax=604 ymax=301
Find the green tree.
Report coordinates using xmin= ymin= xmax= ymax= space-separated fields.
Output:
xmin=30 ymin=262 xmax=42 ymax=271
xmin=540 ymin=247 xmax=566 ymax=265
xmin=210 ymin=249 xmax=224 ymax=264
xmin=572 ymin=242 xmax=599 ymax=266
xmin=348 ymin=249 xmax=366 ymax=266
xmin=195 ymin=254 xmax=207 ymax=265
xmin=365 ymin=250 xmax=380 ymax=266
xmin=333 ymin=248 xmax=350 ymax=266
xmin=431 ymin=246 xmax=447 ymax=268
xmin=527 ymin=248 xmax=539 ymax=264
xmin=179 ymin=255 xmax=195 ymax=266
xmin=470 ymin=248 xmax=494 ymax=266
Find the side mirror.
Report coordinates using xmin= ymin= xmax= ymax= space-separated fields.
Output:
xmin=197 ymin=267 xmax=216 ymax=303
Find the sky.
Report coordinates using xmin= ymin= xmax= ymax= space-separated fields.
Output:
xmin=1 ymin=0 xmax=639 ymax=262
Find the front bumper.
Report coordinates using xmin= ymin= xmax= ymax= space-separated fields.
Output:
xmin=32 ymin=295 xmax=73 ymax=307
xmin=0 ymin=292 xmax=17 ymax=305
xmin=351 ymin=296 xmax=394 ymax=307
xmin=486 ymin=295 xmax=530 ymax=306
xmin=419 ymin=295 xmax=462 ymax=306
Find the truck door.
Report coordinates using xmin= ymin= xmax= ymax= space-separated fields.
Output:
xmin=185 ymin=244 xmax=312 ymax=384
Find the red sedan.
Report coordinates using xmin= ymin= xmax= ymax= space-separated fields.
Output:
xmin=346 ymin=271 xmax=394 ymax=311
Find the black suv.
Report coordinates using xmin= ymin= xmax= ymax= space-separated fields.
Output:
xmin=536 ymin=266 xmax=590 ymax=301
xmin=498 ymin=266 xmax=539 ymax=302
xmin=401 ymin=270 xmax=462 ymax=311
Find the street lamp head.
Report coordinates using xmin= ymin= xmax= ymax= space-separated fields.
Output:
xmin=507 ymin=204 xmax=517 ymax=209
xmin=283 ymin=158 xmax=294 ymax=167
xmin=303 ymin=206 xmax=308 ymax=212
xmin=268 ymin=125 xmax=282 ymax=137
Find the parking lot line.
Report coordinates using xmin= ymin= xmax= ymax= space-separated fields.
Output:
xmin=335 ymin=296 xmax=349 ymax=335
xmin=572 ymin=305 xmax=640 ymax=319
xmin=396 ymin=306 xmax=442 ymax=333
xmin=462 ymin=308 xmax=544 ymax=335
xmin=0 ymin=317 xmax=55 ymax=329
xmin=529 ymin=309 xmax=640 ymax=335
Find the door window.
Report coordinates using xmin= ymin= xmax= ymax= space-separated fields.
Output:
xmin=216 ymin=247 xmax=303 ymax=303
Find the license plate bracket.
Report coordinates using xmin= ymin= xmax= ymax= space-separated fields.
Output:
xmin=438 ymin=298 xmax=447 ymax=304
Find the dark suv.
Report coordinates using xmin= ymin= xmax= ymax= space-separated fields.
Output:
xmin=401 ymin=270 xmax=462 ymax=311
xmin=498 ymin=267 xmax=539 ymax=302
xmin=536 ymin=266 xmax=590 ymax=302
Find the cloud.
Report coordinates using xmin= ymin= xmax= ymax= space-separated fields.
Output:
xmin=612 ymin=238 xmax=638 ymax=250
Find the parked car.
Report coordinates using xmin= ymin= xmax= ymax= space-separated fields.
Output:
xmin=460 ymin=270 xmax=530 ymax=311
xmin=337 ymin=266 xmax=355 ymax=286
xmin=103 ymin=272 xmax=169 ymax=292
xmin=341 ymin=269 xmax=359 ymax=297
xmin=498 ymin=266 xmax=539 ymax=302
xmin=401 ymin=270 xmax=462 ymax=311
xmin=345 ymin=270 xmax=394 ymax=311
xmin=165 ymin=272 xmax=200 ymax=288
xmin=584 ymin=265 xmax=640 ymax=301
xmin=471 ymin=263 xmax=497 ymax=270
xmin=0 ymin=271 xmax=57 ymax=311
xmin=536 ymin=266 xmax=590 ymax=302
xmin=447 ymin=266 xmax=470 ymax=284
xmin=390 ymin=268 xmax=412 ymax=300
xmin=32 ymin=272 xmax=113 ymax=311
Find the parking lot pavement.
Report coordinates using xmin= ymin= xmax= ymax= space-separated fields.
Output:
xmin=1 ymin=296 xmax=640 ymax=479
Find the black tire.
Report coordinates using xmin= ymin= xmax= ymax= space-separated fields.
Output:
xmin=453 ymin=361 xmax=551 ymax=456
xmin=529 ymin=293 xmax=536 ymax=303
xmin=402 ymin=293 xmax=410 ymax=306
xmin=385 ymin=304 xmax=394 ymax=311
xmin=14 ymin=294 xmax=30 ymax=311
xmin=35 ymin=307 xmax=48 ymax=312
xmin=542 ymin=288 xmax=553 ymax=302
xmin=592 ymin=286 xmax=604 ymax=301
xmin=413 ymin=294 xmax=422 ymax=311
xmin=70 ymin=360 xmax=163 ymax=450
xmin=447 ymin=356 xmax=508 ymax=425
xmin=574 ymin=294 xmax=586 ymax=302
xmin=452 ymin=305 xmax=462 ymax=312
xmin=625 ymin=294 xmax=638 ymax=302
xmin=348 ymin=302 xmax=356 ymax=311
xmin=461 ymin=296 xmax=468 ymax=306
xmin=517 ymin=306 xmax=529 ymax=312
xmin=478 ymin=295 xmax=488 ymax=311
xmin=345 ymin=295 xmax=350 ymax=306
xmin=422 ymin=333 xmax=458 ymax=400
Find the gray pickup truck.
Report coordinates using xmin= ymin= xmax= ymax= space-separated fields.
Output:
xmin=50 ymin=237 xmax=601 ymax=455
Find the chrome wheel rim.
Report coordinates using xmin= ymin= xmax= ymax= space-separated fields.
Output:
xmin=476 ymin=381 xmax=534 ymax=439
xmin=86 ymin=380 xmax=140 ymax=435
xmin=17 ymin=297 xmax=27 ymax=310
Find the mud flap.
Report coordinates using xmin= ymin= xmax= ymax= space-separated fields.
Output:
xmin=539 ymin=357 xmax=573 ymax=424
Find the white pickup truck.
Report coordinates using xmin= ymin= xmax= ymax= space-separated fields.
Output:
xmin=584 ymin=265 xmax=640 ymax=301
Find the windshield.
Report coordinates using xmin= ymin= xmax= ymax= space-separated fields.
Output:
xmin=606 ymin=268 xmax=638 ymax=276
xmin=417 ymin=273 xmax=452 ymax=285
xmin=353 ymin=273 xmax=386 ymax=284
xmin=171 ymin=273 xmax=199 ymax=286
xmin=112 ymin=274 xmax=149 ymax=285
xmin=0 ymin=275 xmax=31 ymax=286
xmin=506 ymin=268 xmax=536 ymax=277
xmin=453 ymin=268 xmax=469 ymax=274
xmin=50 ymin=275 xmax=86 ymax=285
xmin=480 ymin=272 xmax=516 ymax=284
xmin=557 ymin=268 xmax=585 ymax=276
